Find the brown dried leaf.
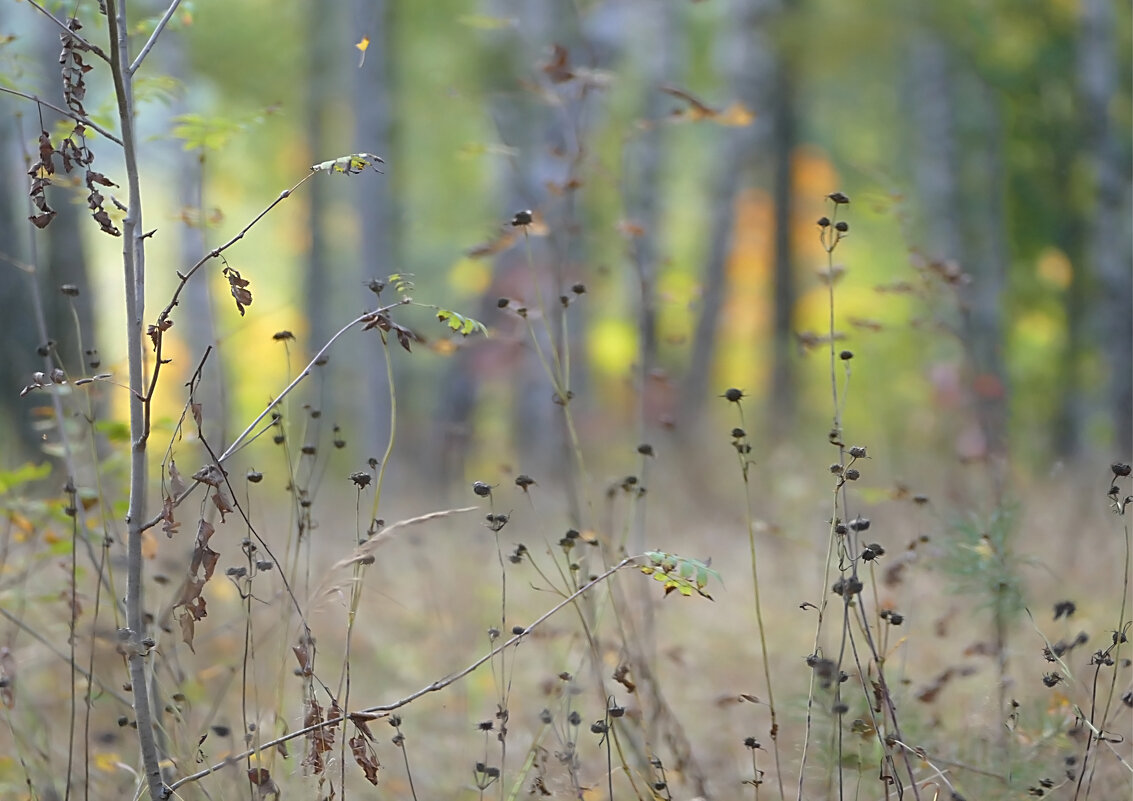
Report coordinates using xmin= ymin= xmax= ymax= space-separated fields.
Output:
xmin=542 ymin=43 xmax=574 ymax=83
xmin=179 ymin=610 xmax=196 ymax=652
xmin=169 ymin=461 xmax=186 ymax=498
xmin=223 ymin=266 xmax=253 ymax=316
xmin=350 ymin=733 xmax=381 ymax=785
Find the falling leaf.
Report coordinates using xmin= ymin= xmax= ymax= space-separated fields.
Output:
xmin=355 ymin=35 xmax=370 ymax=68
xmin=716 ymin=101 xmax=755 ymax=127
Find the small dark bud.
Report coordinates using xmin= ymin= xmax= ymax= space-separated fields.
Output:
xmin=472 ymin=481 xmax=492 ymax=497
xmin=515 ymin=474 xmax=536 ymax=490
xmin=839 ymin=350 xmax=853 ymax=360
xmin=743 ymin=736 xmax=761 ymax=749
xmin=817 ymin=216 xmax=831 ymax=228
xmin=835 ymin=522 xmax=848 ymax=535
xmin=637 ymin=443 xmax=654 ymax=456
xmin=349 ymin=472 xmax=372 ymax=489
xmin=255 ymin=560 xmax=274 ymax=572
xmin=568 ymin=711 xmax=582 ymax=726
xmin=834 ymin=221 xmax=849 ymax=233
xmin=60 ymin=283 xmax=80 ymax=296
xmin=1112 ymin=463 xmax=1132 ymax=477
xmin=272 ymin=330 xmax=295 ymax=341
xmin=827 ymin=191 xmax=850 ymax=205
xmin=590 ymin=721 xmax=608 ymax=734
xmin=1042 ymin=673 xmax=1062 ymax=688
xmin=540 ymin=708 xmax=553 ymax=723
xmin=571 ymin=283 xmax=586 ymax=294
xmin=830 ymin=463 xmax=844 ymax=474
xmin=301 ymin=444 xmax=316 ymax=455
xmin=246 ymin=469 xmax=263 ymax=483
xmin=559 ymin=295 xmax=570 ymax=307
xmin=511 ymin=209 xmax=533 ymax=226
xmin=732 ymin=428 xmax=746 ymax=439
xmin=849 ymin=517 xmax=871 ymax=532
xmin=511 ymin=625 xmax=525 ymax=635
xmin=723 ymin=387 xmax=744 ymax=402
xmin=848 ymin=445 xmax=867 ymax=458
xmin=844 ymin=468 xmax=861 ymax=481
xmin=117 ymin=715 xmax=130 ymax=727
xmin=496 ymin=297 xmax=509 ymax=308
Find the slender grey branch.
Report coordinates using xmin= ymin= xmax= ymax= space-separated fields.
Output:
xmin=130 ymin=0 xmax=184 ymax=75
xmin=165 ymin=557 xmax=638 ymax=794
xmin=0 ymin=87 xmax=123 ymax=145
xmin=24 ymin=0 xmax=110 ymax=61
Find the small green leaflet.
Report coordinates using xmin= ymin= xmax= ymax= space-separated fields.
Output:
xmin=311 ymin=153 xmax=385 ymax=175
xmin=640 ymin=551 xmax=720 ymax=600
xmin=436 ymin=309 xmax=488 ymax=337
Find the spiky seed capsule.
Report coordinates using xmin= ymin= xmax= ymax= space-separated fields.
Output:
xmin=830 ymin=464 xmax=844 ymax=474
xmin=844 ymin=468 xmax=861 ymax=480
xmin=472 ymin=481 xmax=492 ymax=497
xmin=835 ymin=221 xmax=849 ymax=233
xmin=840 ymin=350 xmax=853 ymax=360
xmin=849 ymin=445 xmax=867 ymax=458
xmin=723 ymin=387 xmax=744 ymax=402
xmin=835 ymin=523 xmax=848 ymax=535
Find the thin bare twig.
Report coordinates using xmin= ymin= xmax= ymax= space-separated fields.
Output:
xmin=24 ymin=0 xmax=110 ymax=62
xmin=165 ymin=557 xmax=639 ymax=794
xmin=0 ymin=87 xmax=123 ymax=145
xmin=130 ymin=0 xmax=184 ymax=75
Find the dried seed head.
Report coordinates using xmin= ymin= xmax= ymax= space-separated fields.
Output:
xmin=839 ymin=350 xmax=853 ymax=360
xmin=835 ymin=221 xmax=849 ymax=233
xmin=817 ymin=216 xmax=831 ymax=228
xmin=844 ymin=468 xmax=861 ymax=481
xmin=723 ymin=387 xmax=744 ymax=403
xmin=849 ymin=517 xmax=871 ymax=532
xmin=246 ymin=469 xmax=263 ymax=483
xmin=849 ymin=445 xmax=867 ymax=459
xmin=515 ymin=474 xmax=536 ymax=490
xmin=827 ymin=191 xmax=851 ymax=205
xmin=1113 ymin=463 xmax=1132 ymax=477
xmin=349 ymin=472 xmax=372 ymax=489
xmin=571 ymin=282 xmax=586 ymax=294
xmin=511 ymin=209 xmax=533 ymax=226
xmin=60 ymin=283 xmax=80 ymax=296
xmin=472 ymin=481 xmax=492 ymax=497
xmin=272 ymin=330 xmax=294 ymax=341
xmin=496 ymin=297 xmax=509 ymax=308
xmin=637 ymin=443 xmax=654 ymax=456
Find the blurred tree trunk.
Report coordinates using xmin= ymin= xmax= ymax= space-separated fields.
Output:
xmin=304 ymin=1 xmax=341 ymax=366
xmin=351 ymin=0 xmax=396 ymax=460
xmin=1078 ymin=0 xmax=1132 ymax=455
xmin=624 ymin=0 xmax=677 ymax=436
xmin=960 ymin=81 xmax=1010 ymax=477
xmin=0 ymin=79 xmax=41 ymax=459
xmin=768 ymin=49 xmax=797 ymax=434
xmin=681 ymin=0 xmax=777 ymax=422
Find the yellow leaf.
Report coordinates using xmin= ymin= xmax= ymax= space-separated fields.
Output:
xmin=355 ymin=36 xmax=370 ymax=68
xmin=716 ymin=101 xmax=755 ymax=127
xmin=93 ymin=751 xmax=122 ymax=772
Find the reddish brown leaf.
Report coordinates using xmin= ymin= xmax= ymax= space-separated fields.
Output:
xmin=542 ymin=43 xmax=574 ymax=83
xmin=350 ymin=733 xmax=381 ymax=785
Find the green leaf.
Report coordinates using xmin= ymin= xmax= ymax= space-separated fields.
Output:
xmin=436 ymin=309 xmax=488 ymax=337
xmin=0 ymin=462 xmax=51 ymax=494
xmin=311 ymin=152 xmax=385 ymax=175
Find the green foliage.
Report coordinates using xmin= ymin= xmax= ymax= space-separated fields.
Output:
xmin=309 ymin=152 xmax=384 ymax=176
xmin=171 ymin=109 xmax=272 ymax=152
xmin=435 ymin=308 xmax=487 ymax=337
xmin=937 ymin=505 xmax=1026 ymax=620
xmin=640 ymin=551 xmax=721 ymax=600
xmin=0 ymin=462 xmax=51 ymax=494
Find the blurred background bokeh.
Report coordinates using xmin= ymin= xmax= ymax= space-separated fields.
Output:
xmin=0 ymin=0 xmax=1130 ymax=482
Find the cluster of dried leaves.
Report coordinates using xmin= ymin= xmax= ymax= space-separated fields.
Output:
xmin=29 ymin=18 xmax=119 ymax=234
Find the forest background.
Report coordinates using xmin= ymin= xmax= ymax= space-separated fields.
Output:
xmin=0 ymin=0 xmax=1130 ymax=799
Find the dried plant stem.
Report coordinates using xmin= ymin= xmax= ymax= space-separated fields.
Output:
xmin=166 ymin=557 xmax=638 ymax=794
